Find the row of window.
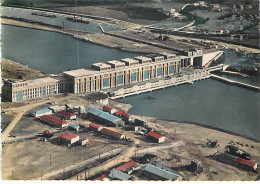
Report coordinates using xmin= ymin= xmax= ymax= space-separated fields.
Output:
xmin=102 ymin=66 xmax=175 ymax=88
xmin=13 ymin=84 xmax=64 ymax=101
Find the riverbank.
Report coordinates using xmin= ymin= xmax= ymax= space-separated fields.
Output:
xmin=1 ymin=58 xmax=46 ymax=80
xmin=1 ymin=18 xmax=169 ymax=54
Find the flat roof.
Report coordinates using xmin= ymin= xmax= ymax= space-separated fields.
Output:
xmin=63 ymin=68 xmax=99 ymax=78
xmin=134 ymin=56 xmax=152 ymax=62
xmin=147 ymin=53 xmax=164 ymax=58
xmin=160 ymin=52 xmax=176 ymax=57
xmin=106 ymin=60 xmax=125 ymax=67
xmin=12 ymin=77 xmax=59 ymax=87
xmin=120 ymin=58 xmax=139 ymax=64
xmin=92 ymin=62 xmax=112 ymax=70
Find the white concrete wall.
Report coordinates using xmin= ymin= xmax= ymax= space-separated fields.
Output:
xmin=202 ymin=51 xmax=223 ymax=66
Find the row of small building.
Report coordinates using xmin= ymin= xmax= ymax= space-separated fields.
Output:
xmin=42 ymin=131 xmax=88 ymax=146
xmin=92 ymin=160 xmax=182 ymax=181
xmin=36 ymin=110 xmax=77 ymax=128
xmin=89 ymin=122 xmax=165 ymax=143
xmin=88 ymin=105 xmax=166 ymax=143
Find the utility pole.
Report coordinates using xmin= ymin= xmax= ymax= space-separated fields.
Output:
xmin=41 ymin=170 xmax=43 ymax=180
xmin=50 ymin=155 xmax=52 ymax=166
xmin=12 ymin=170 xmax=14 ymax=180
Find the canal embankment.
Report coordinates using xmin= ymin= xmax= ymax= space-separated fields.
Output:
xmin=211 ymin=74 xmax=260 ymax=92
xmin=1 ymin=18 xmax=169 ymax=54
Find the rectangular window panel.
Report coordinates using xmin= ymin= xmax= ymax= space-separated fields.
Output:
xmin=131 ymin=72 xmax=137 ymax=82
xmin=17 ymin=91 xmax=23 ymax=101
xmin=42 ymin=87 xmax=46 ymax=96
xmin=103 ymin=78 xmax=109 ymax=87
xmin=169 ymin=65 xmax=174 ymax=74
xmin=117 ymin=75 xmax=123 ymax=85
xmin=157 ymin=68 xmax=162 ymax=77
xmin=144 ymin=70 xmax=150 ymax=80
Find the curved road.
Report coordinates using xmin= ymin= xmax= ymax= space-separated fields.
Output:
xmin=2 ymin=100 xmax=50 ymax=142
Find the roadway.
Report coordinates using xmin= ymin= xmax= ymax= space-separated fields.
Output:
xmin=2 ymin=100 xmax=51 ymax=142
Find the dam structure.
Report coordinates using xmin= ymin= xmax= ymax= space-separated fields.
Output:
xmin=3 ymin=49 xmax=225 ymax=102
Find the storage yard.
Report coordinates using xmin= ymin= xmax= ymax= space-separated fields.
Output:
xmin=2 ymin=95 xmax=259 ymax=180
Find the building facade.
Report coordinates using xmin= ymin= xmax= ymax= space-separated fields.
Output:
xmin=63 ymin=52 xmax=198 ymax=94
xmin=3 ymin=76 xmax=67 ymax=102
xmin=3 ymin=51 xmax=205 ymax=102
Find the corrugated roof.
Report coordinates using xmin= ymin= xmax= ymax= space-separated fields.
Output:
xmin=144 ymin=164 xmax=181 ymax=180
xmin=57 ymin=110 xmax=76 ymax=117
xmin=108 ymin=169 xmax=132 ymax=180
xmin=39 ymin=115 xmax=68 ymax=125
xmin=35 ymin=108 xmax=52 ymax=115
xmin=60 ymin=133 xmax=78 ymax=140
xmin=99 ymin=112 xmax=119 ymax=123
xmin=234 ymin=157 xmax=256 ymax=167
xmin=87 ymin=108 xmax=103 ymax=116
xmin=116 ymin=160 xmax=137 ymax=171
xmin=147 ymin=131 xmax=164 ymax=139
xmin=89 ymin=123 xmax=101 ymax=129
xmin=102 ymin=128 xmax=122 ymax=138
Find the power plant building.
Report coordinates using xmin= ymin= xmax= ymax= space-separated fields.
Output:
xmin=3 ymin=50 xmax=220 ymax=102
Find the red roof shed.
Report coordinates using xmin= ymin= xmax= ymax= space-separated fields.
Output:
xmin=57 ymin=110 xmax=76 ymax=117
xmin=147 ymin=131 xmax=164 ymax=139
xmin=60 ymin=133 xmax=78 ymax=140
xmin=103 ymin=106 xmax=113 ymax=111
xmin=116 ymin=160 xmax=137 ymax=171
xmin=234 ymin=157 xmax=257 ymax=168
xmin=39 ymin=115 xmax=68 ymax=127
xmin=114 ymin=110 xmax=131 ymax=118
xmin=89 ymin=123 xmax=100 ymax=129
xmin=102 ymin=128 xmax=123 ymax=139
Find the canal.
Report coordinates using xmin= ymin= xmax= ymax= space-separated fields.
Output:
xmin=0 ymin=7 xmax=119 ymax=32
xmin=2 ymin=24 xmax=259 ymax=141
xmin=1 ymin=25 xmax=140 ymax=74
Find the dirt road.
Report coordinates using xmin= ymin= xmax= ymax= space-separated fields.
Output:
xmin=2 ymin=100 xmax=50 ymax=142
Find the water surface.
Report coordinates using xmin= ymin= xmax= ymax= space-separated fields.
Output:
xmin=1 ymin=25 xmax=141 ymax=74
xmin=119 ymin=79 xmax=260 ymax=141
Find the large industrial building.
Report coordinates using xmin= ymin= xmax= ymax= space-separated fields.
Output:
xmin=3 ymin=50 xmax=222 ymax=102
